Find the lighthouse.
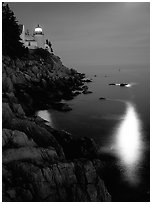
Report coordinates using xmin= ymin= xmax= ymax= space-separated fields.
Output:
xmin=19 ymin=24 xmax=53 ymax=52
xmin=34 ymin=25 xmax=44 ymax=48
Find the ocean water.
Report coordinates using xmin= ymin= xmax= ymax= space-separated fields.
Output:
xmin=37 ymin=64 xmax=150 ymax=201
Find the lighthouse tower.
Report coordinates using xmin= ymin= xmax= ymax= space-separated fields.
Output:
xmin=34 ymin=25 xmax=44 ymax=48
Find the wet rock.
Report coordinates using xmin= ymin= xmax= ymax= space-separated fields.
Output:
xmin=72 ymin=91 xmax=81 ymax=96
xmin=120 ymin=83 xmax=128 ymax=86
xmin=82 ymin=78 xmax=92 ymax=83
xmin=82 ymin=90 xmax=93 ymax=94
xmin=99 ymin=97 xmax=106 ymax=100
xmin=82 ymin=85 xmax=88 ymax=91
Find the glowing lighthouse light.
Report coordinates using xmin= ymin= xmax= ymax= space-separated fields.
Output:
xmin=35 ymin=25 xmax=43 ymax=33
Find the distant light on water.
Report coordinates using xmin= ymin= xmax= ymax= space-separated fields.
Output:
xmin=115 ymin=83 xmax=134 ymax=87
xmin=125 ymin=84 xmax=131 ymax=87
xmin=114 ymin=102 xmax=143 ymax=185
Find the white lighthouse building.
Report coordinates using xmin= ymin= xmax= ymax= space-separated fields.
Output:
xmin=19 ymin=24 xmax=52 ymax=52
xmin=33 ymin=25 xmax=44 ymax=49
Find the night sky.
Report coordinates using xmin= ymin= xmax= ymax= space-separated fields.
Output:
xmin=8 ymin=2 xmax=150 ymax=68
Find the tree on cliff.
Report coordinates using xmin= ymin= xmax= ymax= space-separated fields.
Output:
xmin=2 ymin=3 xmax=27 ymax=58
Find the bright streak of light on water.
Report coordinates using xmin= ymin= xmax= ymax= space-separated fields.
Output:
xmin=114 ymin=102 xmax=143 ymax=185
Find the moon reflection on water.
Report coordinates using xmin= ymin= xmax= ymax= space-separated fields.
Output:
xmin=37 ymin=100 xmax=145 ymax=187
xmin=113 ymin=102 xmax=144 ymax=185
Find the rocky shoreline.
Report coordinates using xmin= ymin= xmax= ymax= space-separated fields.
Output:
xmin=2 ymin=52 xmax=111 ymax=201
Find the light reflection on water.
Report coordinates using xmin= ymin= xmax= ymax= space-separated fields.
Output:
xmin=37 ymin=110 xmax=55 ymax=127
xmin=37 ymin=102 xmax=144 ymax=186
xmin=113 ymin=102 xmax=143 ymax=185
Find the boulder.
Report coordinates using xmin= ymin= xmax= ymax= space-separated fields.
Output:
xmin=72 ymin=91 xmax=81 ymax=96
xmin=99 ymin=97 xmax=106 ymax=100
xmin=82 ymin=85 xmax=88 ymax=91
xmin=120 ymin=83 xmax=128 ymax=87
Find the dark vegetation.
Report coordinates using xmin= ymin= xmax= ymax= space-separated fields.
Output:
xmin=2 ymin=3 xmax=28 ymax=58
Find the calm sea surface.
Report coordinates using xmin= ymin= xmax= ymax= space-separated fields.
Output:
xmin=37 ymin=64 xmax=150 ymax=201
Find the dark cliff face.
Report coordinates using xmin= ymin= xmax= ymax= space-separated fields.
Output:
xmin=2 ymin=55 xmax=111 ymax=202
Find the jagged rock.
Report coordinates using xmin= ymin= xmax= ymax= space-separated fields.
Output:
xmin=5 ymin=92 xmax=18 ymax=103
xmin=10 ymin=118 xmax=65 ymax=159
xmin=2 ymin=76 xmax=14 ymax=93
xmin=2 ymin=129 xmax=12 ymax=147
xmin=10 ymin=103 xmax=25 ymax=117
xmin=24 ymin=73 xmax=31 ymax=82
xmin=2 ymin=54 xmax=111 ymax=202
xmin=3 ymin=147 xmax=58 ymax=165
xmin=82 ymin=78 xmax=92 ymax=83
xmin=72 ymin=91 xmax=81 ymax=96
xmin=82 ymin=90 xmax=93 ymax=94
xmin=3 ymin=160 xmax=111 ymax=202
xmin=2 ymin=129 xmax=37 ymax=148
xmin=2 ymin=103 xmax=14 ymax=128
xmin=5 ymin=67 xmax=14 ymax=75
xmin=3 ymin=55 xmax=11 ymax=65
xmin=31 ymin=65 xmax=39 ymax=74
xmin=82 ymin=85 xmax=88 ymax=91
xmin=15 ymin=59 xmax=24 ymax=69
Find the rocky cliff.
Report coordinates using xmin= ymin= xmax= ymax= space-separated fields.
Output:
xmin=2 ymin=52 xmax=111 ymax=202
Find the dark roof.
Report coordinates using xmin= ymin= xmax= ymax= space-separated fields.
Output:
xmin=25 ymin=39 xmax=36 ymax=42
